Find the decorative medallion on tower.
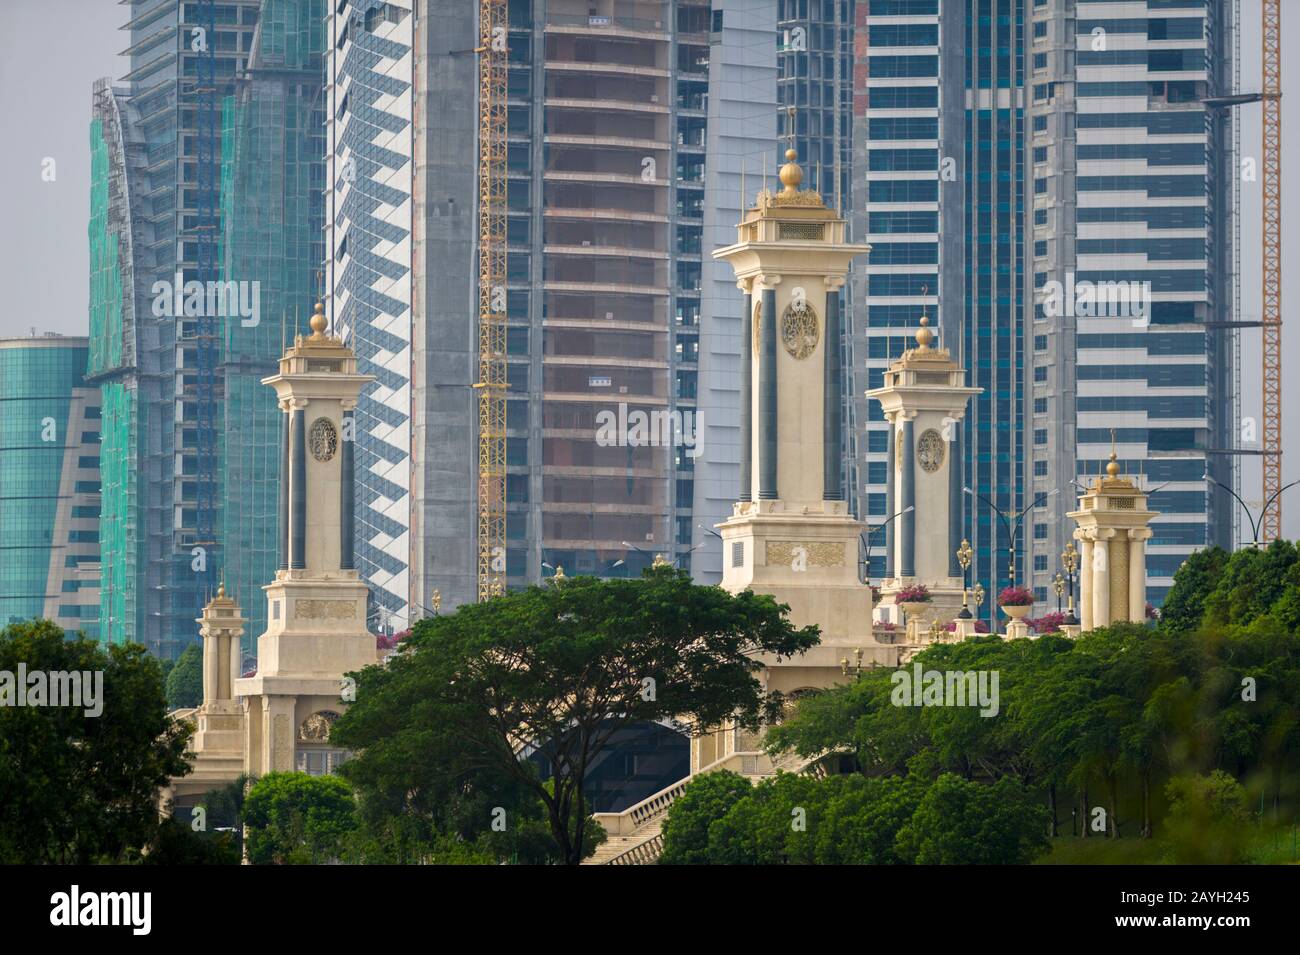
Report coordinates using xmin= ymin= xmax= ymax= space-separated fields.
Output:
xmin=299 ymin=711 xmax=339 ymax=742
xmin=917 ymin=429 xmax=945 ymax=473
xmin=309 ymin=417 xmax=338 ymax=461
xmin=780 ymin=300 xmax=819 ymax=359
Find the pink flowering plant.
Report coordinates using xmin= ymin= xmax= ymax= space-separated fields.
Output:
xmin=997 ymin=585 xmax=1035 ymax=607
xmin=895 ymin=584 xmax=932 ymax=603
xmin=1027 ymin=611 xmax=1065 ymax=634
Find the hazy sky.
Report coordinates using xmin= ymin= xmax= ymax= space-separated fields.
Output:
xmin=0 ymin=0 xmax=1296 ymax=536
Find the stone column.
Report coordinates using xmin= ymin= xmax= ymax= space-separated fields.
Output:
xmin=340 ymin=409 xmax=355 ymax=571
xmin=228 ymin=630 xmax=241 ymax=698
xmin=1092 ymin=534 xmax=1111 ymax=628
xmin=1079 ymin=534 xmax=1094 ymax=632
xmin=759 ymin=281 xmax=779 ymax=500
xmin=202 ymin=631 xmax=219 ymax=705
xmin=278 ymin=410 xmax=289 ymax=570
xmin=260 ymin=696 xmax=298 ymax=774
xmin=739 ymin=282 xmax=752 ymax=502
xmin=823 ymin=279 xmax=843 ymax=501
xmin=290 ymin=404 xmax=307 ymax=569
xmin=1128 ymin=529 xmax=1148 ymax=623
xmin=948 ymin=421 xmax=961 ymax=577
xmin=900 ymin=417 xmax=915 ymax=577
xmin=885 ymin=416 xmax=896 ymax=580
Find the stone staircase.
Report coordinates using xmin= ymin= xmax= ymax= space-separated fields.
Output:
xmin=583 ymin=749 xmax=823 ymax=865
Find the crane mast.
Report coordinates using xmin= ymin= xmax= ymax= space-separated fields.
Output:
xmin=1260 ymin=0 xmax=1283 ymax=540
xmin=476 ymin=0 xmax=508 ymax=600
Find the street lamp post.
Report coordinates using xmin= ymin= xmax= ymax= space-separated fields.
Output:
xmin=1203 ymin=472 xmax=1300 ymax=549
xmin=956 ymin=538 xmax=973 ymax=618
xmin=621 ymin=539 xmax=706 ymax=570
xmin=1060 ymin=541 xmax=1079 ymax=626
xmin=1052 ymin=572 xmax=1065 ymax=615
xmin=859 ymin=505 xmax=914 ymax=587
xmin=964 ymin=487 xmax=1058 ymax=631
xmin=973 ymin=582 xmax=985 ymax=631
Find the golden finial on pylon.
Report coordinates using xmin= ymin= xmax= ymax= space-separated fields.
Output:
xmin=309 ymin=301 xmax=328 ymax=339
xmin=778 ymin=148 xmax=803 ymax=195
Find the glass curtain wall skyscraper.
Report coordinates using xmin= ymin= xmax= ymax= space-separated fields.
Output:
xmin=326 ymin=0 xmax=416 ymax=633
xmin=219 ymin=0 xmax=326 ymax=650
xmin=775 ymin=0 xmax=860 ymax=519
xmin=853 ymin=0 xmax=1022 ymax=602
xmin=0 ymin=336 xmax=102 ymax=639
xmin=1026 ymin=0 xmax=1234 ymax=607
xmin=89 ymin=1 xmax=334 ymax=658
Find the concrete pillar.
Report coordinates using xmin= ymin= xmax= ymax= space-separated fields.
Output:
xmin=885 ymin=416 xmax=895 ymax=579
xmin=202 ymin=633 xmax=219 ymax=705
xmin=1079 ymin=536 xmax=1094 ymax=631
xmin=340 ymin=410 xmax=355 ymax=570
xmin=1128 ymin=533 xmax=1147 ymax=623
xmin=759 ymin=286 xmax=778 ymax=499
xmin=948 ymin=421 xmax=961 ymax=577
xmin=739 ymin=289 xmax=752 ymax=501
xmin=228 ymin=630 xmax=241 ymax=698
xmin=1092 ymin=538 xmax=1110 ymax=628
xmin=823 ymin=286 xmax=842 ymax=500
xmin=259 ymin=695 xmax=298 ymax=774
xmin=278 ymin=411 xmax=289 ymax=570
xmin=290 ymin=407 xmax=306 ymax=569
xmin=900 ymin=418 xmax=915 ymax=577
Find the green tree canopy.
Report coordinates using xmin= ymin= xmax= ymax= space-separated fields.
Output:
xmin=659 ymin=769 xmax=752 ymax=865
xmin=1159 ymin=545 xmax=1229 ymax=633
xmin=331 ymin=565 xmax=819 ymax=864
xmin=242 ymin=772 xmax=358 ymax=865
xmin=895 ymin=773 xmax=1049 ymax=864
xmin=165 ymin=641 xmax=203 ymax=710
xmin=0 ymin=620 xmax=192 ymax=863
xmin=662 ymin=768 xmax=1049 ymax=865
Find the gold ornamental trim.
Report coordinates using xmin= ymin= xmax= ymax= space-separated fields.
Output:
xmin=766 ymin=540 xmax=845 ymax=568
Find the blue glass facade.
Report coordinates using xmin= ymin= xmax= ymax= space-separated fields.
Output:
xmin=1028 ymin=0 xmax=1235 ymax=607
xmin=852 ymin=0 xmax=1025 ymax=612
xmin=0 ymin=338 xmax=101 ymax=638
xmin=963 ymin=0 xmax=1026 ymax=612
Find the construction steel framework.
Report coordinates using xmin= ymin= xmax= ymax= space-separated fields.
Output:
xmin=1261 ymin=0 xmax=1282 ymax=541
xmin=193 ymin=0 xmax=221 ymax=587
xmin=476 ymin=0 xmax=508 ymax=600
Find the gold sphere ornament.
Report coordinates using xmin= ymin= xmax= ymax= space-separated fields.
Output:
xmin=778 ymin=148 xmax=803 ymax=194
xmin=309 ymin=301 xmax=328 ymax=338
xmin=915 ymin=313 xmax=934 ymax=350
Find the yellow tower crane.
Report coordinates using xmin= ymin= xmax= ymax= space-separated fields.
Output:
xmin=476 ymin=0 xmax=508 ymax=600
xmin=1260 ymin=0 xmax=1283 ymax=540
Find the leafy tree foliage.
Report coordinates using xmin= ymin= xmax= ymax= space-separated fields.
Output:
xmin=331 ymin=566 xmax=818 ymax=864
xmin=242 ymin=772 xmax=357 ymax=865
xmin=197 ymin=774 xmax=252 ymax=831
xmin=165 ymin=642 xmax=203 ymax=710
xmin=659 ymin=770 xmax=752 ymax=865
xmin=139 ymin=818 xmax=241 ymax=865
xmin=896 ymin=774 xmax=1049 ymax=864
xmin=662 ymin=769 xmax=1046 ymax=864
xmin=765 ymin=546 xmax=1300 ymax=850
xmin=1158 ymin=546 xmax=1229 ymax=633
xmin=1162 ymin=771 xmax=1252 ymax=863
xmin=0 ymin=620 xmax=193 ymax=863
